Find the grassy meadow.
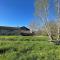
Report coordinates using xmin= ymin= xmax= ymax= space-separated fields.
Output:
xmin=0 ymin=36 xmax=60 ymax=60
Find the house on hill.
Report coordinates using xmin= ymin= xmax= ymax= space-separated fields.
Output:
xmin=0 ymin=26 xmax=34 ymax=36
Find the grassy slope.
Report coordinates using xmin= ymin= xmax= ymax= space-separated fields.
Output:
xmin=0 ymin=36 xmax=60 ymax=60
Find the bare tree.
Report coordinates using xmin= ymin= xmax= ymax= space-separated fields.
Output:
xmin=47 ymin=21 xmax=58 ymax=40
xmin=55 ymin=0 xmax=60 ymax=40
xmin=35 ymin=0 xmax=52 ymax=41
xmin=29 ymin=20 xmax=38 ymax=33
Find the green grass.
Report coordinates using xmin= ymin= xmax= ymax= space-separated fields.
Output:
xmin=0 ymin=36 xmax=60 ymax=60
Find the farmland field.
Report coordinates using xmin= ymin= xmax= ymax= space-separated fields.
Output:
xmin=0 ymin=36 xmax=60 ymax=60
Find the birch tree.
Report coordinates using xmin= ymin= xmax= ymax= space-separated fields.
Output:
xmin=46 ymin=21 xmax=58 ymax=40
xmin=55 ymin=0 xmax=60 ymax=40
xmin=35 ymin=0 xmax=52 ymax=41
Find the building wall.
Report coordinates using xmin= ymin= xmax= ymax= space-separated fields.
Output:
xmin=0 ymin=26 xmax=33 ymax=36
xmin=0 ymin=29 xmax=18 ymax=35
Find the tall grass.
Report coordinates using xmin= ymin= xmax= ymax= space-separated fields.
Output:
xmin=0 ymin=36 xmax=60 ymax=60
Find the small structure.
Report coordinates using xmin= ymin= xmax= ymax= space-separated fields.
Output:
xmin=17 ymin=26 xmax=34 ymax=36
xmin=0 ymin=26 xmax=34 ymax=36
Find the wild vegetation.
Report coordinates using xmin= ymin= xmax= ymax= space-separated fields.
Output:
xmin=0 ymin=36 xmax=60 ymax=60
xmin=33 ymin=0 xmax=60 ymax=41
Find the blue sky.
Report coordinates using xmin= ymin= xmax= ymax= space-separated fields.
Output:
xmin=0 ymin=0 xmax=35 ymax=27
xmin=0 ymin=0 xmax=56 ymax=27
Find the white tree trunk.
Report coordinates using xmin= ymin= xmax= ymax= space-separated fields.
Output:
xmin=57 ymin=26 xmax=60 ymax=40
xmin=40 ymin=14 xmax=52 ymax=41
xmin=57 ymin=0 xmax=60 ymax=40
xmin=44 ymin=8 xmax=53 ymax=41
